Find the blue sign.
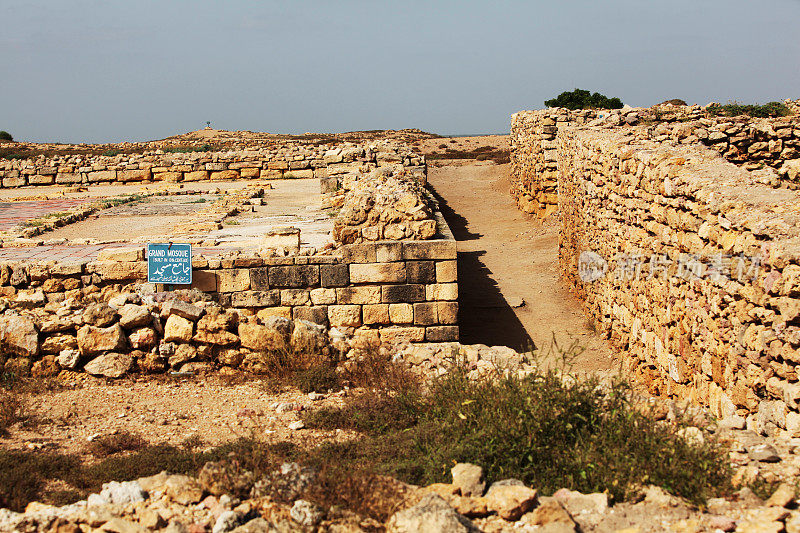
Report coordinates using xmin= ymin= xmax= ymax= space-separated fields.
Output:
xmin=147 ymin=243 xmax=192 ymax=285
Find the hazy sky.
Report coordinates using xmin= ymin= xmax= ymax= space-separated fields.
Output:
xmin=2 ymin=0 xmax=799 ymax=143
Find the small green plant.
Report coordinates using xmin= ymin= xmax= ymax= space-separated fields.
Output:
xmin=707 ymin=101 xmax=791 ymax=118
xmin=545 ymin=88 xmax=624 ymax=110
xmin=305 ymin=350 xmax=731 ymax=505
xmin=102 ymin=149 xmax=121 ymax=157
xmin=224 ymin=219 xmax=240 ymax=225
xmin=165 ymin=144 xmax=215 ymax=154
xmin=0 ymin=131 xmax=13 ymax=142
xmin=87 ymin=431 xmax=149 ymax=457
xmin=292 ymin=363 xmax=342 ymax=394
xmin=0 ymin=388 xmax=25 ymax=436
xmin=187 ymin=198 xmax=207 ymax=204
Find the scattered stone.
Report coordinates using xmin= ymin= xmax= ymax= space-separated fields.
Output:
xmin=451 ymin=463 xmax=485 ymax=497
xmin=84 ymin=352 xmax=135 ymax=378
xmin=290 ymin=499 xmax=325 ymax=526
xmin=484 ymin=483 xmax=538 ymax=521
xmin=749 ymin=444 xmax=782 ymax=463
xmin=386 ymin=494 xmax=478 ymax=533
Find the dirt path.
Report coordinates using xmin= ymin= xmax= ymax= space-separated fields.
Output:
xmin=427 ymin=159 xmax=617 ymax=374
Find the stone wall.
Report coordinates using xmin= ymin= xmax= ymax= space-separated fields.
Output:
xmin=511 ymin=102 xmax=800 ymax=217
xmin=0 ymin=217 xmax=459 ymax=377
xmin=0 ymin=141 xmax=426 ymax=188
xmin=556 ymin=126 xmax=800 ymax=431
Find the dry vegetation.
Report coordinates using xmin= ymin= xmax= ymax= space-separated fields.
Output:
xmin=0 ymin=343 xmax=733 ymax=516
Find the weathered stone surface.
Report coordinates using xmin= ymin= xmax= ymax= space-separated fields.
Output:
xmin=238 ymin=322 xmax=289 ymax=351
xmin=328 ymin=305 xmax=362 ymax=328
xmin=161 ymin=300 xmax=203 ymax=321
xmin=163 ymin=315 xmax=194 ymax=343
xmin=41 ymin=334 xmax=77 ymax=354
xmin=82 ymin=303 xmax=118 ymax=327
xmin=77 ymin=324 xmax=126 ymax=356
xmin=291 ymin=319 xmax=328 ymax=353
xmin=0 ymin=315 xmax=39 ymax=357
xmin=350 ymin=262 xmax=407 ymax=284
xmin=84 ymin=352 xmax=134 ymax=378
xmin=485 ymin=483 xmax=538 ymax=521
xmin=451 ymin=463 xmax=484 ymax=497
xmin=119 ymin=304 xmax=151 ymax=329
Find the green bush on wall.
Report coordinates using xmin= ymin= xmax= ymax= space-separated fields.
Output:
xmin=0 ymin=131 xmax=12 ymax=142
xmin=545 ymin=89 xmax=624 ymax=110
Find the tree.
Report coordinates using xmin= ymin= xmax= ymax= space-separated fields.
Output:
xmin=545 ymin=89 xmax=624 ymax=110
xmin=0 ymin=131 xmax=12 ymax=142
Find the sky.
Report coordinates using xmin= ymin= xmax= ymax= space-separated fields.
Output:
xmin=2 ymin=0 xmax=799 ymax=143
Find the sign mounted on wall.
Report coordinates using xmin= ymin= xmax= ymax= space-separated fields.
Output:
xmin=147 ymin=243 xmax=192 ymax=285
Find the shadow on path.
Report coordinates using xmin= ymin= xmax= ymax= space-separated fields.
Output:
xmin=456 ymin=250 xmax=534 ymax=351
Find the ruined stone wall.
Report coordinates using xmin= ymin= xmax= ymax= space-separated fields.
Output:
xmin=511 ymin=102 xmax=800 ymax=216
xmin=557 ymin=127 xmax=800 ymax=431
xmin=0 ymin=225 xmax=459 ymax=378
xmin=0 ymin=141 xmax=426 ymax=187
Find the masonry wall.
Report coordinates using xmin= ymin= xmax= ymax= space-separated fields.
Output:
xmin=0 ymin=141 xmax=426 ymax=188
xmin=557 ymin=127 xmax=800 ymax=431
xmin=0 ymin=219 xmax=459 ymax=378
xmin=511 ymin=103 xmax=800 ymax=217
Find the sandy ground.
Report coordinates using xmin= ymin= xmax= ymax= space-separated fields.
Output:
xmin=2 ymin=374 xmax=353 ymax=456
xmin=208 ymin=178 xmax=333 ymax=250
xmin=25 ymin=179 xmax=332 ymax=247
xmin=425 ymin=140 xmax=616 ymax=375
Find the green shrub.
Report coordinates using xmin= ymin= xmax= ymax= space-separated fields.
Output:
xmin=707 ymin=101 xmax=791 ymax=118
xmin=292 ymin=363 xmax=342 ymax=393
xmin=0 ymin=131 xmax=12 ymax=142
xmin=545 ymin=89 xmax=624 ymax=110
xmin=102 ymin=149 xmax=121 ymax=157
xmin=305 ymin=362 xmax=731 ymax=505
xmin=87 ymin=431 xmax=149 ymax=457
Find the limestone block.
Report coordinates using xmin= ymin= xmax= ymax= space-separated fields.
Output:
xmin=414 ymin=302 xmax=439 ymax=325
xmin=310 ymin=288 xmax=336 ymax=305
xmin=406 ymin=261 xmax=436 ymax=284
xmin=380 ymin=326 xmax=425 ymax=344
xmin=268 ymin=265 xmax=319 ymax=288
xmin=97 ymin=247 xmax=144 ymax=262
xmin=350 ymin=262 xmax=407 ymax=284
xmin=256 ymin=307 xmax=292 ymax=321
xmin=389 ymin=303 xmax=414 ymax=324
xmin=436 ymin=260 xmax=458 ymax=283
xmin=216 ymin=269 xmax=250 ymax=292
xmin=230 ymin=291 xmax=280 ymax=307
xmin=210 ymin=170 xmax=238 ymax=181
xmin=87 ymin=170 xmax=117 ymax=182
xmin=426 ymin=326 xmax=459 ymax=342
xmin=163 ymin=315 xmax=194 ymax=343
xmin=292 ymin=306 xmax=329 ymax=326
xmin=363 ymin=304 xmax=390 ymax=325
xmin=92 ymin=261 xmax=148 ymax=281
xmin=320 ymin=264 xmax=350 ymax=287
xmin=382 ymin=284 xmax=425 ymax=303
xmin=117 ymin=169 xmax=151 ymax=182
xmin=328 ymin=305 xmax=362 ymax=327
xmin=336 ymin=286 xmax=381 ymax=305
xmin=427 ymin=283 xmax=458 ymax=301
xmin=403 ymin=240 xmax=457 ymax=260
xmin=77 ymin=324 xmax=126 ymax=356
xmin=437 ymin=302 xmax=459 ymax=324
xmin=280 ymin=289 xmax=310 ymax=306
xmin=191 ymin=270 xmax=217 ymax=292
xmin=184 ymin=170 xmax=209 ymax=182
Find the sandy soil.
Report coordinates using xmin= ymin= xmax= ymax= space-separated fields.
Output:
xmin=3 ymin=374 xmax=353 ymax=456
xmin=426 ymin=139 xmax=616 ymax=375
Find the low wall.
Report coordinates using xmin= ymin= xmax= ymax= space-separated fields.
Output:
xmin=0 ymin=212 xmax=459 ymax=377
xmin=0 ymin=141 xmax=426 ymax=188
xmin=511 ymin=102 xmax=800 ymax=217
xmin=557 ymin=126 xmax=800 ymax=430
